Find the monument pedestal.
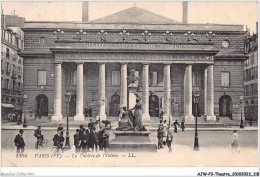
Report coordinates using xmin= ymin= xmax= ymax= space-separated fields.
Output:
xmin=109 ymin=131 xmax=157 ymax=152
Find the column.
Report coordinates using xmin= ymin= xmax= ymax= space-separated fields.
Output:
xmin=204 ymin=68 xmax=207 ymax=117
xmin=163 ymin=64 xmax=171 ymax=122
xmin=142 ymin=63 xmax=150 ymax=121
xmin=98 ymin=63 xmax=106 ymax=120
xmin=184 ymin=64 xmax=194 ymax=122
xmin=74 ymin=62 xmax=84 ymax=121
xmin=120 ymin=63 xmax=127 ymax=113
xmin=207 ymin=64 xmax=216 ymax=120
xmin=52 ymin=62 xmax=62 ymax=121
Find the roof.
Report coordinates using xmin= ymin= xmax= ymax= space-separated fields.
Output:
xmin=90 ymin=6 xmax=180 ymax=24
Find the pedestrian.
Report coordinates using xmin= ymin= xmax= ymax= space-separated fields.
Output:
xmin=90 ymin=127 xmax=99 ymax=152
xmin=14 ymin=129 xmax=25 ymax=154
xmin=231 ymin=130 xmax=239 ymax=153
xmin=180 ymin=120 xmax=185 ymax=132
xmin=103 ymin=126 xmax=110 ymax=153
xmin=98 ymin=126 xmax=104 ymax=151
xmin=53 ymin=130 xmax=65 ymax=152
xmin=157 ymin=122 xmax=164 ymax=149
xmin=34 ymin=125 xmax=44 ymax=149
xmin=74 ymin=129 xmax=81 ymax=153
xmin=57 ymin=124 xmax=64 ymax=134
xmin=166 ymin=127 xmax=173 ymax=152
xmin=81 ymin=129 xmax=90 ymax=152
xmin=173 ymin=120 xmax=179 ymax=133
xmin=163 ymin=120 xmax=167 ymax=144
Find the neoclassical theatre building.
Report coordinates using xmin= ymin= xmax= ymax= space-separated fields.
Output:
xmin=20 ymin=6 xmax=247 ymax=122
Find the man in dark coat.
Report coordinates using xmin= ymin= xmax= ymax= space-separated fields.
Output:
xmin=34 ymin=125 xmax=43 ymax=149
xmin=74 ymin=129 xmax=81 ymax=153
xmin=53 ymin=130 xmax=65 ymax=152
xmin=98 ymin=127 xmax=104 ymax=151
xmin=90 ymin=127 xmax=99 ymax=152
xmin=173 ymin=120 xmax=179 ymax=133
xmin=166 ymin=128 xmax=173 ymax=152
xmin=14 ymin=129 xmax=25 ymax=153
xmin=180 ymin=120 xmax=185 ymax=132
xmin=57 ymin=124 xmax=64 ymax=134
xmin=81 ymin=129 xmax=90 ymax=152
xmin=102 ymin=127 xmax=110 ymax=153
xmin=157 ymin=123 xmax=164 ymax=149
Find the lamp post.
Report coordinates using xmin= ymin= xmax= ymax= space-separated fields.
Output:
xmin=22 ymin=94 xmax=27 ymax=128
xmin=193 ymin=93 xmax=200 ymax=151
xmin=65 ymin=90 xmax=71 ymax=148
xmin=240 ymin=96 xmax=244 ymax=128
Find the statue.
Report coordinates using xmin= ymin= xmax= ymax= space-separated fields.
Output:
xmin=127 ymin=69 xmax=139 ymax=87
xmin=116 ymin=95 xmax=146 ymax=132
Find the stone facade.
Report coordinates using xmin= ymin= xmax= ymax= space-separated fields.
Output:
xmin=19 ymin=7 xmax=247 ymax=122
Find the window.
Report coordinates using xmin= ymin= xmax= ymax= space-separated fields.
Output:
xmin=192 ymin=71 xmax=200 ymax=86
xmin=134 ymin=71 xmax=139 ymax=86
xmin=251 ymin=54 xmax=255 ymax=65
xmin=112 ymin=71 xmax=120 ymax=86
xmin=12 ymin=65 xmax=16 ymax=74
xmin=38 ymin=70 xmax=46 ymax=85
xmin=6 ymin=62 xmax=9 ymax=72
xmin=221 ymin=72 xmax=230 ymax=86
xmin=6 ymin=48 xmax=10 ymax=58
xmin=71 ymin=70 xmax=77 ymax=85
xmin=150 ymin=71 xmax=158 ymax=86
xmin=39 ymin=37 xmax=46 ymax=45
xmin=5 ymin=79 xmax=9 ymax=89
xmin=18 ymin=67 xmax=21 ymax=76
xmin=13 ymin=81 xmax=16 ymax=91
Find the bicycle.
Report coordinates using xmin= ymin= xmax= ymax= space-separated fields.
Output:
xmin=35 ymin=135 xmax=48 ymax=149
xmin=51 ymin=144 xmax=70 ymax=153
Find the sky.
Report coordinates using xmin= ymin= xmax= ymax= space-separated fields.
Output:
xmin=1 ymin=1 xmax=258 ymax=33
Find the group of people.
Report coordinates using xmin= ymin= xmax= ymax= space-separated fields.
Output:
xmin=73 ymin=121 xmax=110 ymax=153
xmin=157 ymin=120 xmax=173 ymax=152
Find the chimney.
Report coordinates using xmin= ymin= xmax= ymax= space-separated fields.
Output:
xmin=82 ymin=1 xmax=89 ymax=22
xmin=182 ymin=1 xmax=188 ymax=24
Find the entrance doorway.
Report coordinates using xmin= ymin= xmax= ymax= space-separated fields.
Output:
xmin=35 ymin=94 xmax=48 ymax=117
xmin=219 ymin=95 xmax=232 ymax=118
xmin=69 ymin=94 xmax=76 ymax=117
xmin=149 ymin=94 xmax=159 ymax=117
xmin=110 ymin=94 xmax=120 ymax=117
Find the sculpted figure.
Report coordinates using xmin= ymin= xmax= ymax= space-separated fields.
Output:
xmin=127 ymin=69 xmax=139 ymax=85
xmin=116 ymin=107 xmax=134 ymax=131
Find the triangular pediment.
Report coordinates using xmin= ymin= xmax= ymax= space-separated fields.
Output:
xmin=90 ymin=6 xmax=179 ymax=24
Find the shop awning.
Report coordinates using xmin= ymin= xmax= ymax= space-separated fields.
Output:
xmin=1 ymin=103 xmax=15 ymax=108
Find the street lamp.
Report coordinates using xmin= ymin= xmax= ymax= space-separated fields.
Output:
xmin=193 ymin=93 xmax=200 ymax=151
xmin=22 ymin=94 xmax=27 ymax=128
xmin=65 ymin=90 xmax=71 ymax=148
xmin=240 ymin=96 xmax=244 ymax=128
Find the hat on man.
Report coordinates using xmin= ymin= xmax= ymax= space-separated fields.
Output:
xmin=19 ymin=129 xmax=24 ymax=133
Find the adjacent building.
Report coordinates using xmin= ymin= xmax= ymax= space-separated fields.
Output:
xmin=19 ymin=4 xmax=248 ymax=123
xmin=244 ymin=28 xmax=258 ymax=122
xmin=1 ymin=13 xmax=25 ymax=121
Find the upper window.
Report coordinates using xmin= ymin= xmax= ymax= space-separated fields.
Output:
xmin=192 ymin=71 xmax=200 ymax=86
xmin=112 ymin=71 xmax=120 ymax=86
xmin=6 ymin=48 xmax=10 ymax=58
xmin=71 ymin=70 xmax=77 ymax=85
xmin=251 ymin=54 xmax=255 ymax=65
xmin=150 ymin=71 xmax=158 ymax=86
xmin=38 ymin=70 xmax=46 ymax=85
xmin=221 ymin=72 xmax=230 ymax=86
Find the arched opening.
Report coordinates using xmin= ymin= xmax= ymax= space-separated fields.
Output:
xmin=35 ymin=94 xmax=48 ymax=117
xmin=219 ymin=95 xmax=232 ymax=118
xmin=69 ymin=94 xmax=76 ymax=117
xmin=109 ymin=94 xmax=120 ymax=117
xmin=149 ymin=94 xmax=159 ymax=117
